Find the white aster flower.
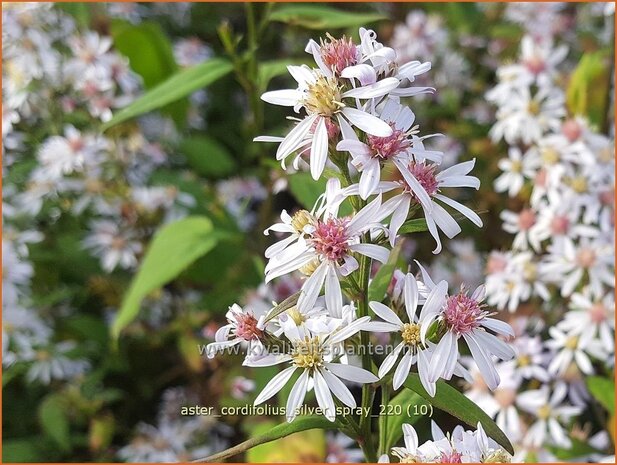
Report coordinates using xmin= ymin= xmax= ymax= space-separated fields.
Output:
xmin=417 ymin=267 xmax=515 ymax=390
xmin=249 ymin=319 xmax=378 ymax=422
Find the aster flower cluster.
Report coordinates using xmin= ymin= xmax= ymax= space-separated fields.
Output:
xmin=206 ymin=26 xmax=515 ymax=462
xmin=477 ymin=12 xmax=615 ymax=461
xmin=380 ymin=422 xmax=511 ymax=463
xmin=2 ymin=4 xmax=200 ymax=382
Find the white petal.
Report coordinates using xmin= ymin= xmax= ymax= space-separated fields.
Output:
xmin=310 ymin=117 xmax=328 ymax=180
xmin=321 ymin=368 xmax=357 ymax=408
xmin=342 ymin=107 xmax=393 ymax=137
xmin=404 ymin=273 xmax=419 ymax=322
xmin=297 ymin=262 xmax=328 ymax=312
xmin=325 ymin=362 xmax=378 ymax=383
xmin=314 ymin=369 xmax=336 ymax=421
xmin=255 ymin=366 xmax=297 ymax=405
xmin=261 ymin=89 xmax=302 ymax=106
xmin=325 ymin=265 xmax=343 ymax=318
xmin=434 ymin=194 xmax=483 ymax=227
xmin=463 ymin=333 xmax=500 ymax=390
xmin=286 ymin=369 xmax=309 ymax=422
xmin=359 ymin=160 xmax=381 ymax=200
xmin=393 ymin=350 xmax=413 ymax=390
xmin=342 ymin=77 xmax=399 ymax=99
xmin=349 ymin=243 xmax=390 ymax=263
xmin=378 ymin=342 xmax=405 ymax=378
xmin=369 ymin=301 xmax=403 ymax=326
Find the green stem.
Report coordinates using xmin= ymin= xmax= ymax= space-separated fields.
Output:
xmin=379 ymin=384 xmax=390 ymax=456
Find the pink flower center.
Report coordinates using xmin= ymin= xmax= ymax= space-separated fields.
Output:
xmin=235 ymin=312 xmax=263 ymax=341
xmin=550 ymin=215 xmax=570 ymax=235
xmin=486 ymin=253 xmax=507 ymax=274
xmin=517 ymin=209 xmax=536 ymax=230
xmin=589 ymin=302 xmax=608 ymax=323
xmin=524 ymin=55 xmax=546 ymax=75
xmin=311 ymin=218 xmax=350 ymax=262
xmin=534 ymin=169 xmax=547 ymax=188
xmin=576 ymin=247 xmax=596 ymax=268
xmin=562 ymin=119 xmax=582 ymax=142
xmin=366 ymin=125 xmax=411 ymax=160
xmin=443 ymin=292 xmax=485 ymax=335
xmin=440 ymin=451 xmax=463 ymax=463
xmin=320 ymin=35 xmax=358 ymax=75
xmin=403 ymin=162 xmax=439 ymax=197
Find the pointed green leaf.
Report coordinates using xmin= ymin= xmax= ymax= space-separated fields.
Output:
xmin=112 ymin=216 xmax=218 ymax=338
xmin=198 ymin=416 xmax=343 ymax=462
xmin=39 ymin=395 xmax=71 ymax=452
xmin=586 ymin=376 xmax=615 ymax=415
xmin=383 ymin=388 xmax=423 ymax=451
xmin=404 ymin=373 xmax=514 ymax=455
xmin=101 ymin=58 xmax=233 ymax=131
xmin=398 ymin=218 xmax=428 ymax=234
xmin=368 ymin=242 xmax=402 ymax=302
xmin=270 ymin=5 xmax=386 ymax=30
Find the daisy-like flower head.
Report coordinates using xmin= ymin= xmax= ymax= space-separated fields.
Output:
xmin=336 ymin=99 xmax=442 ymax=200
xmin=247 ymin=315 xmax=378 ymax=423
xmin=378 ymin=159 xmax=482 ymax=252
xmin=367 ymin=273 xmax=434 ymax=392
xmin=265 ymin=194 xmax=390 ymax=317
xmin=259 ymin=64 xmax=397 ymax=180
xmin=516 ymin=384 xmax=581 ymax=449
xmin=417 ymin=265 xmax=515 ymax=390
xmin=205 ymin=303 xmax=267 ymax=358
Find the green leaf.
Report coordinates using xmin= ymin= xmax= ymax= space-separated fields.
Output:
xmin=288 ymin=173 xmax=327 ymax=210
xmin=549 ymin=437 xmax=601 ymax=460
xmin=383 ymin=388 xmax=423 ymax=451
xmin=199 ymin=416 xmax=342 ymax=462
xmin=111 ymin=21 xmax=177 ymax=89
xmin=101 ymin=58 xmax=233 ymax=131
xmin=270 ymin=4 xmax=386 ymax=30
xmin=247 ymin=421 xmax=326 ymax=462
xmin=586 ymin=376 xmax=615 ymax=415
xmin=38 ymin=395 xmax=71 ymax=452
xmin=263 ymin=291 xmax=301 ymax=324
xmin=566 ymin=51 xmax=611 ymax=127
xmin=180 ymin=136 xmax=237 ymax=178
xmin=258 ymin=59 xmax=295 ymax=91
xmin=3 ymin=439 xmax=44 ymax=462
xmin=111 ymin=216 xmax=218 ymax=338
xmin=368 ymin=242 xmax=402 ymax=302
xmin=404 ymin=374 xmax=514 ymax=455
xmin=398 ymin=218 xmax=428 ymax=234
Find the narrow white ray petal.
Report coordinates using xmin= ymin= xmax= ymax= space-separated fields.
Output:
xmin=358 ymin=160 xmax=381 ymax=200
xmin=403 ymin=423 xmax=419 ymax=452
xmin=297 ymin=262 xmax=328 ymax=312
xmin=428 ymin=331 xmax=456 ymax=383
xmin=321 ymin=368 xmax=356 ymax=408
xmin=393 ymin=350 xmax=413 ymax=390
xmin=325 ymin=265 xmax=343 ymax=318
xmin=434 ymin=194 xmax=483 ymax=227
xmin=369 ymin=301 xmax=403 ymax=326
xmin=342 ymin=77 xmax=399 ymax=99
xmin=276 ymin=114 xmax=317 ymax=161
xmin=325 ymin=362 xmax=378 ymax=383
xmin=349 ymin=243 xmax=390 ymax=263
xmin=314 ymin=369 xmax=336 ymax=421
xmin=255 ymin=366 xmax=297 ymax=405
xmin=463 ymin=333 xmax=499 ymax=390
xmin=378 ymin=342 xmax=404 ymax=378
xmin=404 ymin=273 xmax=419 ymax=321
xmin=286 ymin=369 xmax=309 ymax=422
xmin=328 ymin=316 xmax=371 ymax=344
xmin=261 ymin=89 xmax=302 ymax=106
xmin=342 ymin=107 xmax=393 ymax=137
xmin=310 ymin=117 xmax=328 ymax=180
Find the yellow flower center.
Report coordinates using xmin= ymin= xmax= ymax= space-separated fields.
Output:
xmin=570 ymin=176 xmax=588 ymax=193
xmin=510 ymin=160 xmax=522 ymax=173
xmin=287 ymin=306 xmax=305 ymax=326
xmin=537 ymin=405 xmax=551 ymax=420
xmin=527 ymin=100 xmax=541 ymax=115
xmin=401 ymin=323 xmax=421 ymax=346
xmin=303 ymin=75 xmax=344 ymax=117
xmin=484 ymin=450 xmax=512 ymax=463
xmin=291 ymin=337 xmax=324 ymax=370
xmin=291 ymin=210 xmax=315 ymax=233
xmin=517 ymin=354 xmax=531 ymax=367
xmin=565 ymin=335 xmax=579 ymax=350
xmin=299 ymin=258 xmax=321 ymax=276
xmin=541 ymin=147 xmax=559 ymax=164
